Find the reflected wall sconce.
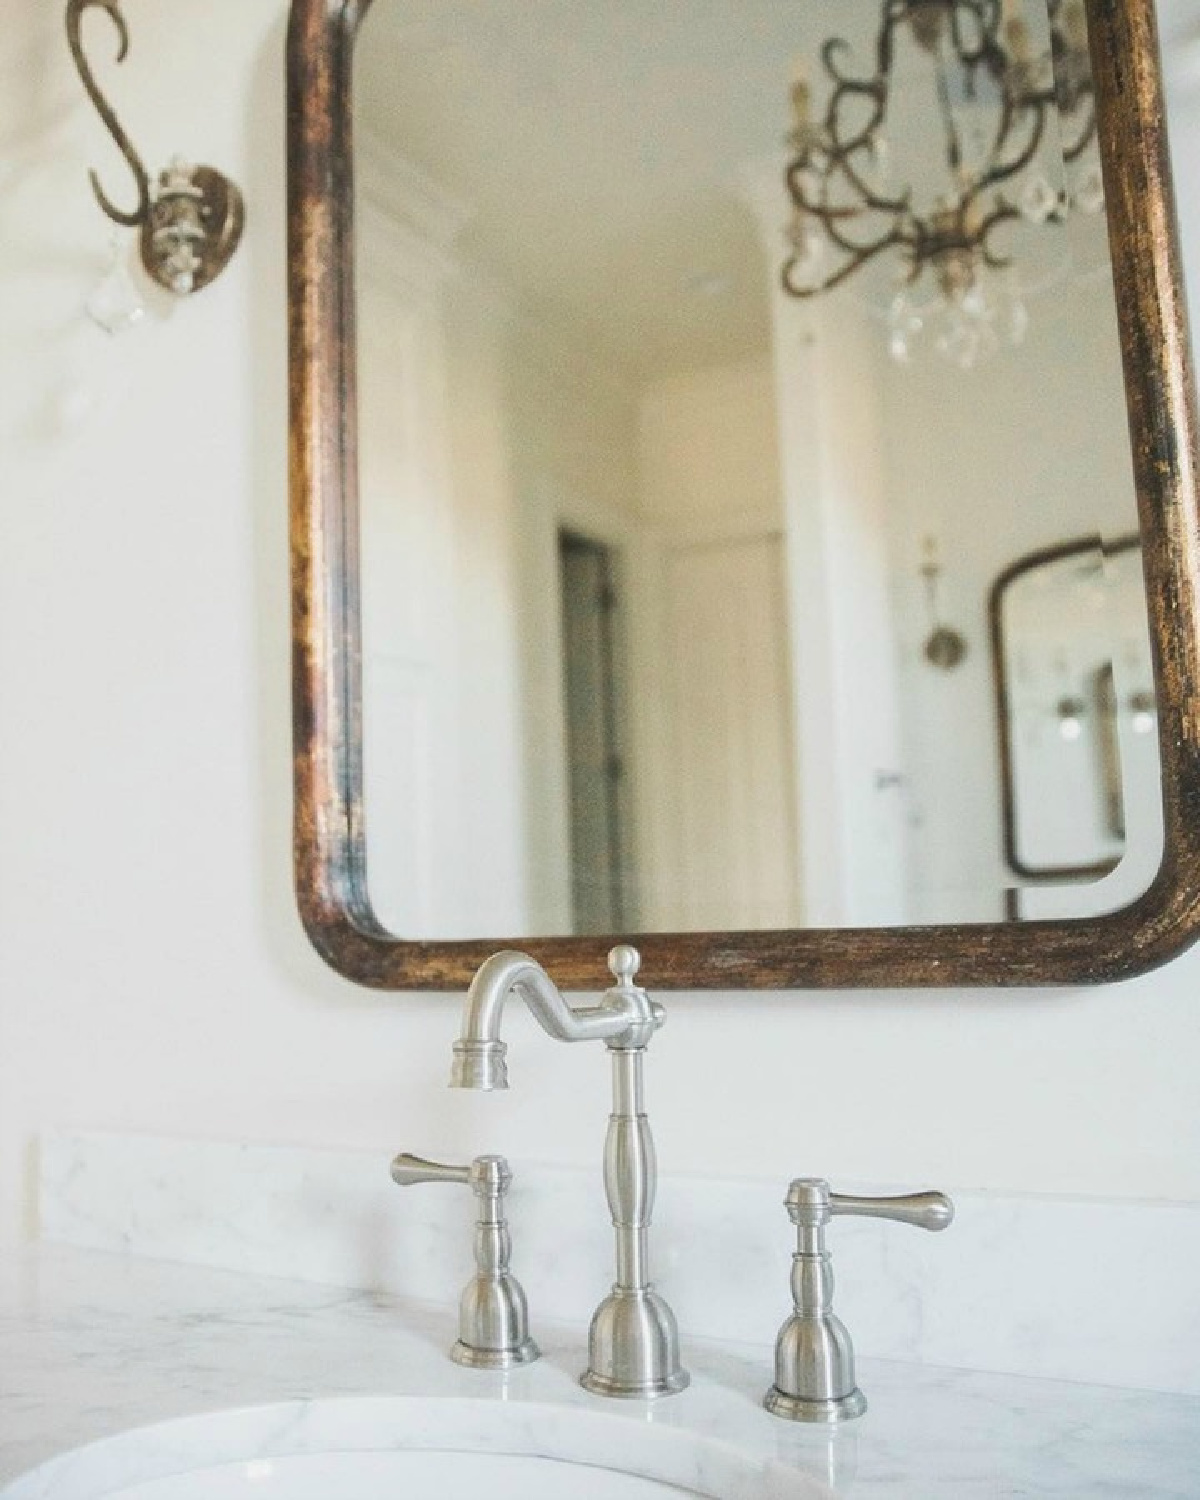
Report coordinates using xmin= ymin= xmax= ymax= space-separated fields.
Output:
xmin=66 ymin=0 xmax=245 ymax=296
xmin=1056 ymin=694 xmax=1087 ymax=741
xmin=1128 ymin=690 xmax=1157 ymax=736
xmin=920 ymin=536 xmax=968 ymax=669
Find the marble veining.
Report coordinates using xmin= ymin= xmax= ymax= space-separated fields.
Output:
xmin=1 ymin=1245 xmax=1198 ymax=1499
xmin=38 ymin=1131 xmax=1200 ymax=1395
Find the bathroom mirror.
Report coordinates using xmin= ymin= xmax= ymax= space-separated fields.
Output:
xmin=288 ymin=0 xmax=1200 ymax=989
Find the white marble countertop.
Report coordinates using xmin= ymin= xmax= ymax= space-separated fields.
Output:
xmin=1 ymin=1244 xmax=1197 ymax=1498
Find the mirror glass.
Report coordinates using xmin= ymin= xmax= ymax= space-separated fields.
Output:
xmin=351 ymin=0 xmax=1162 ymax=940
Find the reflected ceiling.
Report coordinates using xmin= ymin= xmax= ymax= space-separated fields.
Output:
xmin=355 ymin=2 xmax=881 ymax=380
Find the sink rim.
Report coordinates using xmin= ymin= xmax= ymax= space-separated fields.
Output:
xmin=0 ymin=1395 xmax=831 ymax=1500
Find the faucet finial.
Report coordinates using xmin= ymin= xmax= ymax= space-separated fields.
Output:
xmin=608 ymin=943 xmax=641 ymax=986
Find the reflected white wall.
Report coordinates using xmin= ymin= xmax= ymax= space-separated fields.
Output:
xmin=880 ymin=261 xmax=1140 ymax=919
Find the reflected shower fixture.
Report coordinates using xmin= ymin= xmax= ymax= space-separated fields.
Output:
xmin=783 ymin=0 xmax=1101 ymax=367
xmin=67 ymin=0 xmax=245 ymax=296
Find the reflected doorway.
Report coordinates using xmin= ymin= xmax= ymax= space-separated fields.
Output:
xmin=558 ymin=531 xmax=631 ymax=935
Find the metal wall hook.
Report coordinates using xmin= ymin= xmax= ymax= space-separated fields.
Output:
xmin=65 ymin=0 xmax=244 ymax=296
xmin=66 ymin=0 xmax=151 ymax=228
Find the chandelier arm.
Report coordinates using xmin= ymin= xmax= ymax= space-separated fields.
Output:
xmin=782 ymin=227 xmax=909 ymax=299
xmin=790 ymin=82 xmax=912 ymax=222
xmin=1061 ymin=107 xmax=1097 ymax=164
xmin=824 ymin=77 xmax=889 ymax=160
xmin=1046 ymin=90 xmax=1096 ymax=164
xmin=947 ymin=0 xmax=1006 ymax=73
xmin=880 ymin=0 xmax=907 ymax=54
xmin=817 ymin=84 xmax=914 ymax=218
xmin=1018 ymin=73 xmax=1097 ymax=166
xmin=976 ymin=200 xmax=1021 ymax=269
xmin=824 ymin=214 xmax=908 ymax=261
xmin=822 ymin=38 xmax=898 ymax=164
xmin=939 ymin=1 xmax=1035 ymax=193
xmin=791 ymin=203 xmax=911 ymax=267
xmin=822 ymin=152 xmax=911 ymax=218
xmin=809 ymin=174 xmax=919 ymax=263
xmin=792 ymin=165 xmax=914 ymax=259
xmin=816 ymin=29 xmax=946 ymax=223
xmin=823 ymin=34 xmax=881 ymax=97
xmin=787 ymin=167 xmax=877 ymax=226
xmin=967 ymin=92 xmax=1048 ymax=202
xmin=1049 ymin=26 xmax=1092 ymax=111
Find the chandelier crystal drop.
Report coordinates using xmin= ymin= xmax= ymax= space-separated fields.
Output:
xmin=782 ymin=0 xmax=1101 ymax=368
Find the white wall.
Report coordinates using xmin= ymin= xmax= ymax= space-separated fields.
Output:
xmin=1 ymin=0 xmax=1199 ymax=1255
xmin=637 ymin=358 xmax=782 ymax=525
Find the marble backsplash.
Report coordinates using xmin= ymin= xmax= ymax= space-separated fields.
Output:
xmin=37 ymin=1130 xmax=1200 ymax=1397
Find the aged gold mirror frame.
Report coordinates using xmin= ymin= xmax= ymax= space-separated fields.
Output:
xmin=287 ymin=0 xmax=1200 ymax=991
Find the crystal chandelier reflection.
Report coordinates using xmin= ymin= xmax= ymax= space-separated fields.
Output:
xmin=782 ymin=0 xmax=1103 ymax=368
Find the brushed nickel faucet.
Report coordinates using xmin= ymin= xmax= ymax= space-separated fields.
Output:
xmin=765 ymin=1176 xmax=954 ymax=1422
xmin=450 ymin=944 xmax=689 ymax=1399
xmin=390 ymin=1151 xmax=538 ymax=1369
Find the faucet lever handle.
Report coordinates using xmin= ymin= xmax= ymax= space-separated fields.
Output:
xmin=784 ymin=1177 xmax=953 ymax=1233
xmin=390 ymin=1152 xmax=472 ymax=1188
xmin=829 ymin=1188 xmax=954 ymax=1233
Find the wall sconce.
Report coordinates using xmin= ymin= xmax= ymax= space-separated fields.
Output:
xmin=67 ymin=0 xmax=245 ymax=296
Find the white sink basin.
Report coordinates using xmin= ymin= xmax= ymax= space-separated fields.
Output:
xmin=70 ymin=1451 xmax=721 ymax=1500
xmin=0 ymin=1397 xmax=829 ymax=1500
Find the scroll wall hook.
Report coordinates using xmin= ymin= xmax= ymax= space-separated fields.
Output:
xmin=66 ymin=0 xmax=244 ymax=296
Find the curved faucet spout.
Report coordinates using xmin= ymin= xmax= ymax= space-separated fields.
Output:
xmin=450 ymin=947 xmax=659 ymax=1091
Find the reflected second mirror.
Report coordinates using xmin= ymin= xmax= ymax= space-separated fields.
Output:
xmin=351 ymin=0 xmax=1160 ymax=940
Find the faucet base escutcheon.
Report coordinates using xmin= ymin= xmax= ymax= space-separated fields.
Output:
xmin=764 ymin=1386 xmax=867 ymax=1423
xmin=581 ymin=1286 xmax=690 ymax=1399
xmin=451 ymin=1336 xmax=540 ymax=1371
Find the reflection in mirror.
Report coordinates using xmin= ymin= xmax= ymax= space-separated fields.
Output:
xmin=992 ymin=535 xmax=1162 ymax=920
xmin=352 ymin=0 xmax=1162 ymax=941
